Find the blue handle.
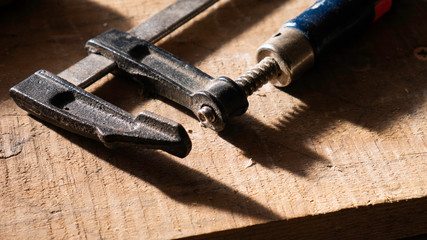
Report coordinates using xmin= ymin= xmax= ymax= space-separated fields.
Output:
xmin=285 ymin=0 xmax=389 ymax=57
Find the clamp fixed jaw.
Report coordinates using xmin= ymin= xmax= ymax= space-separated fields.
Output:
xmin=10 ymin=70 xmax=192 ymax=157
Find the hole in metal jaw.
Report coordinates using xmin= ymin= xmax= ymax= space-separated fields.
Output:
xmin=129 ymin=44 xmax=150 ymax=60
xmin=49 ymin=91 xmax=75 ymax=109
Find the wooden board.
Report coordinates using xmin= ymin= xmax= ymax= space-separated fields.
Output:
xmin=1 ymin=0 xmax=426 ymax=239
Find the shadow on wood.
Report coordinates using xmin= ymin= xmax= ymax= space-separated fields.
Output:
xmin=182 ymin=196 xmax=427 ymax=239
xmin=219 ymin=1 xmax=426 ymax=176
xmin=282 ymin=1 xmax=426 ymax=134
xmin=42 ymin=118 xmax=282 ymax=221
xmin=0 ymin=0 xmax=132 ymax=102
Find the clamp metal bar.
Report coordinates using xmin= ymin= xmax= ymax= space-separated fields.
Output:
xmin=58 ymin=0 xmax=219 ymax=88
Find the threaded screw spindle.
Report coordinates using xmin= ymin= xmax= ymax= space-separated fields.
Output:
xmin=197 ymin=57 xmax=281 ymax=129
xmin=235 ymin=56 xmax=280 ymax=96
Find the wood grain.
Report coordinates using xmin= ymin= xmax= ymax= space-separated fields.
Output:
xmin=0 ymin=0 xmax=426 ymax=239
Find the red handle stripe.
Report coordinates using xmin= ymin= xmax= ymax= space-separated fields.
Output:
xmin=374 ymin=0 xmax=392 ymax=22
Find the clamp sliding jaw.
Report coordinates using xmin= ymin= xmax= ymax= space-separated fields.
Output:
xmin=86 ymin=29 xmax=248 ymax=131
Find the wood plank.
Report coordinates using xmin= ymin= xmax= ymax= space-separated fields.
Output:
xmin=0 ymin=0 xmax=426 ymax=239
